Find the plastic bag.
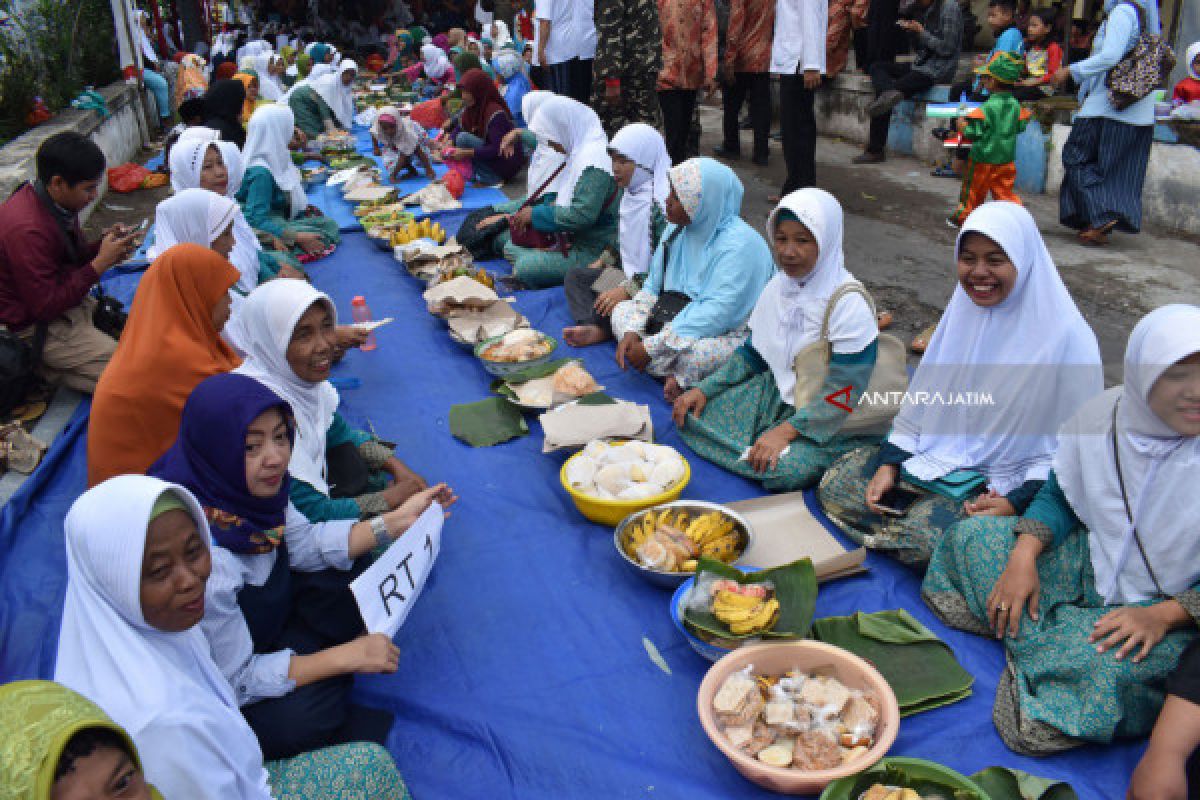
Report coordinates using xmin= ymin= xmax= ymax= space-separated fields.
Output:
xmin=107 ymin=164 xmax=153 ymax=193
xmin=441 ymin=167 xmax=466 ymax=199
xmin=409 ymin=97 xmax=446 ymax=130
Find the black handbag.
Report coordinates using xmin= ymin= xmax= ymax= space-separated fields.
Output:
xmin=643 ymin=230 xmax=691 ymax=335
xmin=0 ymin=325 xmax=45 ymax=417
xmin=92 ymin=287 xmax=127 ymax=341
xmin=457 ymin=205 xmax=507 ymax=260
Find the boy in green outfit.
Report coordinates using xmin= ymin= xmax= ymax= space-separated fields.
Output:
xmin=950 ymin=51 xmax=1031 ymax=226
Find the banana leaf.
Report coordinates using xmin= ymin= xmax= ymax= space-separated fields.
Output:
xmin=839 ymin=762 xmax=984 ymax=800
xmin=811 ymin=610 xmax=974 ymax=717
xmin=576 ymin=392 xmax=616 ymax=406
xmin=682 ymin=558 xmax=817 ymax=641
xmin=449 ymin=397 xmax=528 ymax=447
xmin=970 ymin=767 xmax=1079 ymax=800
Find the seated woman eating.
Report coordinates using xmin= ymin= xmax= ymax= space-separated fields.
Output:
xmin=54 ymin=476 xmax=410 ymax=799
xmin=236 ymin=279 xmax=426 ymax=522
xmin=673 ymin=189 xmax=882 ymax=491
xmin=610 ymin=157 xmax=775 ymax=401
xmin=472 ymin=95 xmax=616 ymax=288
xmin=287 ymin=59 xmax=357 ymax=139
xmin=88 ymin=244 xmax=242 ymax=486
xmin=0 ymin=680 xmax=162 ymax=800
xmin=169 ymin=137 xmax=306 ymax=284
xmin=818 ymin=202 xmax=1103 ymax=568
xmin=442 ymin=68 xmax=525 ymax=187
xmin=562 ymin=123 xmax=671 ymax=348
xmin=923 ymin=304 xmax=1200 ymax=754
xmin=237 ymin=104 xmax=340 ymax=261
xmin=151 ymin=372 xmax=455 ymax=760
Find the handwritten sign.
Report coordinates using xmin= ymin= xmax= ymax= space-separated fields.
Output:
xmin=350 ymin=503 xmax=443 ymax=638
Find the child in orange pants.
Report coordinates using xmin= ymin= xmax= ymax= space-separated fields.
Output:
xmin=950 ymin=52 xmax=1031 ymax=226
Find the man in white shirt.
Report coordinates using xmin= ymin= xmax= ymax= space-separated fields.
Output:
xmin=770 ymin=0 xmax=827 ymax=194
xmin=537 ymin=0 xmax=596 ymax=103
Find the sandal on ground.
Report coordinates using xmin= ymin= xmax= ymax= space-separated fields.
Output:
xmin=911 ymin=323 xmax=937 ymax=354
xmin=931 ymin=163 xmax=962 ymax=179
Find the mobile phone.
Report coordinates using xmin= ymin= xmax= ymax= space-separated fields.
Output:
xmin=876 ymin=487 xmax=920 ymax=516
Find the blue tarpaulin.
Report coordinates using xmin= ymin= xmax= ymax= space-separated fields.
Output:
xmin=0 ymin=130 xmax=1146 ymax=800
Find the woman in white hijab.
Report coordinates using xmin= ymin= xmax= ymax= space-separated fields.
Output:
xmin=819 ymin=201 xmax=1103 ymax=567
xmin=234 ymin=280 xmax=427 ymax=523
xmin=481 ymin=95 xmax=617 ymax=288
xmin=286 ymin=59 xmax=357 ymax=137
xmin=419 ymin=43 xmax=453 ymax=83
xmin=924 ymin=304 xmax=1200 ymax=754
xmin=236 ymin=104 xmax=340 ymax=259
xmin=54 ymin=476 xmax=410 ymax=799
xmin=169 ymin=137 xmax=306 ymax=285
xmin=562 ymin=123 xmax=671 ymax=348
xmin=252 ymin=52 xmax=287 ymax=102
xmin=671 ymin=188 xmax=881 ymax=490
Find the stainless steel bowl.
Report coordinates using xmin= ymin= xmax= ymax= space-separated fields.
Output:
xmin=613 ymin=500 xmax=754 ymax=589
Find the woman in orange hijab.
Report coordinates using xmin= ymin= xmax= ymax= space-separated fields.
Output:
xmin=87 ymin=244 xmax=242 ymax=486
xmin=233 ymin=72 xmax=264 ymax=125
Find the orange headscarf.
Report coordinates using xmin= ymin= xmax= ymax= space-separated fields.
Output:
xmin=233 ymin=72 xmax=259 ymax=124
xmin=88 ymin=244 xmax=242 ymax=486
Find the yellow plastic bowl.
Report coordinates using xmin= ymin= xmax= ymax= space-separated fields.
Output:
xmin=559 ymin=444 xmax=692 ymax=526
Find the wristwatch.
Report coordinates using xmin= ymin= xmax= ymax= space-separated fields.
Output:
xmin=370 ymin=516 xmax=390 ymax=549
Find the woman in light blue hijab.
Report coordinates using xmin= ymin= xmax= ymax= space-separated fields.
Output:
xmin=611 ymin=157 xmax=776 ymax=401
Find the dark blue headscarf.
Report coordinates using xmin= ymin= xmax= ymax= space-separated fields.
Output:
xmin=149 ymin=373 xmax=293 ymax=554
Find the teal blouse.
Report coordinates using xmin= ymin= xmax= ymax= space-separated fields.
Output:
xmin=289 ymin=412 xmax=373 ymax=522
xmin=236 ymin=166 xmax=290 ymax=238
xmin=697 ymin=339 xmax=879 ymax=445
xmin=287 ymin=86 xmax=335 ymax=138
xmin=528 ymin=167 xmax=620 ymax=254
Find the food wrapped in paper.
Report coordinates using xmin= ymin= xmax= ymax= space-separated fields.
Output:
xmin=423 ymin=275 xmax=498 ymax=316
xmin=402 ymin=182 xmax=461 ymax=213
xmin=344 ymin=184 xmax=396 ymax=204
xmin=447 ymin=302 xmax=528 ymax=345
xmin=327 ymin=165 xmax=374 ymax=187
xmin=540 ymin=403 xmax=654 ymax=453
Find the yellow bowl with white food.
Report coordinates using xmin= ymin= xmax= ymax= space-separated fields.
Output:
xmin=559 ymin=440 xmax=691 ymax=526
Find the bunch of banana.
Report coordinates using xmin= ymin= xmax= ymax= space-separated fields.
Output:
xmin=389 ymin=218 xmax=446 ymax=247
xmin=626 ymin=508 xmax=746 ymax=570
xmin=713 ymin=588 xmax=780 ymax=635
xmin=683 ymin=511 xmax=742 ymax=562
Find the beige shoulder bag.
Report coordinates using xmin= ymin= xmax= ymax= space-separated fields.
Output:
xmin=791 ymin=282 xmax=909 ymax=435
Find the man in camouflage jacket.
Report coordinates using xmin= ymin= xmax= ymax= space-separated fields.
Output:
xmin=591 ymin=0 xmax=664 ymax=133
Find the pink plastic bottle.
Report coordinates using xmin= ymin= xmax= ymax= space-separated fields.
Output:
xmin=350 ymin=296 xmax=377 ymax=351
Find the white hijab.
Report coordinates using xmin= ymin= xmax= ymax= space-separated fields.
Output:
xmin=310 ymin=59 xmax=358 ymax=128
xmin=490 ymin=19 xmax=513 ymax=48
xmin=148 ymin=188 xmax=238 ymax=259
xmin=1188 ymin=42 xmax=1200 ymax=81
xmin=608 ymin=123 xmax=670 ymax=279
xmin=234 ymin=280 xmax=342 ymax=493
xmin=528 ymin=95 xmax=611 ymax=208
xmin=421 ymin=43 xmax=452 ymax=80
xmin=1056 ymin=304 xmax=1200 ymax=605
xmin=242 ymin=104 xmax=308 ymax=219
xmin=54 ymin=476 xmax=273 ymax=800
xmin=169 ymin=139 xmax=263 ymax=295
xmin=888 ymin=202 xmax=1103 ymax=494
xmin=748 ymin=189 xmax=878 ymax=403
xmin=522 ymin=91 xmax=565 ymax=197
xmin=252 ymin=52 xmax=285 ymax=101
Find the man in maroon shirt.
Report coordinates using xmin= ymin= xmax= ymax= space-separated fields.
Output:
xmin=0 ymin=133 xmax=139 ymax=393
